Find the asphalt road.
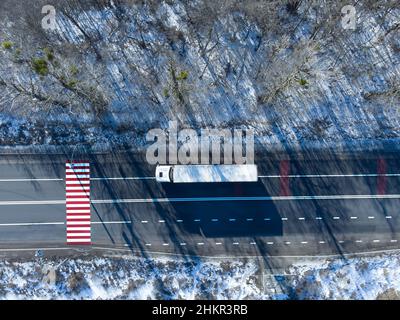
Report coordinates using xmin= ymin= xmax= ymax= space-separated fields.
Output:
xmin=0 ymin=151 xmax=400 ymax=257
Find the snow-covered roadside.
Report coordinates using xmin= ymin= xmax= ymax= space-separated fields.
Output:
xmin=1 ymin=1 xmax=399 ymax=153
xmin=287 ymin=253 xmax=400 ymax=300
xmin=1 ymin=252 xmax=400 ymax=300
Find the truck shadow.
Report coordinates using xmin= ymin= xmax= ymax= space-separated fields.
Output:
xmin=162 ymin=181 xmax=282 ymax=237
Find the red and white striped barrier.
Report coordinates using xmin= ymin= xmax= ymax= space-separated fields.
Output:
xmin=279 ymin=160 xmax=291 ymax=196
xmin=377 ymin=158 xmax=387 ymax=195
xmin=66 ymin=161 xmax=91 ymax=245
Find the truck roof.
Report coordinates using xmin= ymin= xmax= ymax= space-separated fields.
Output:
xmin=171 ymin=164 xmax=258 ymax=183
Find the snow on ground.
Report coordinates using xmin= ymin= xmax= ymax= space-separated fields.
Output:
xmin=1 ymin=1 xmax=399 ymax=153
xmin=287 ymin=253 xmax=400 ymax=300
xmin=1 ymin=251 xmax=400 ymax=299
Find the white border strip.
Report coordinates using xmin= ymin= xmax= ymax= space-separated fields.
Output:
xmin=1 ymin=194 xmax=400 ymax=206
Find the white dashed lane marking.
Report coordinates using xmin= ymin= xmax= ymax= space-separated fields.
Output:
xmin=86 ymin=213 xmax=400 ymax=229
xmin=136 ymin=239 xmax=399 ymax=248
xmin=258 ymin=173 xmax=400 ymax=178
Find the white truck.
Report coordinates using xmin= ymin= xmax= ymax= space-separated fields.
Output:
xmin=155 ymin=164 xmax=258 ymax=183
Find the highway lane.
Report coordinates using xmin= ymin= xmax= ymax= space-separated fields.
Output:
xmin=0 ymin=152 xmax=399 ymax=256
xmin=2 ymin=172 xmax=400 ymax=201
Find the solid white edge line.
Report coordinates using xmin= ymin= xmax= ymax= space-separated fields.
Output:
xmin=91 ymin=221 xmax=132 ymax=225
xmin=0 ymin=222 xmax=64 ymax=226
xmin=1 ymin=173 xmax=399 ymax=183
xmin=258 ymin=173 xmax=400 ymax=178
xmin=91 ymin=194 xmax=400 ymax=203
xmin=91 ymin=177 xmax=155 ymax=180
xmin=2 ymin=172 xmax=400 ymax=183
xmin=0 ymin=221 xmax=136 ymax=227
xmin=2 ymin=245 xmax=400 ymax=259
xmin=1 ymin=194 xmax=400 ymax=206
xmin=0 ymin=178 xmax=63 ymax=182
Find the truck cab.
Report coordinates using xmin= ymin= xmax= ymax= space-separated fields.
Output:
xmin=155 ymin=165 xmax=173 ymax=182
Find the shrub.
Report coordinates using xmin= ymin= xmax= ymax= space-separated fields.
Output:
xmin=14 ymin=48 xmax=22 ymax=62
xmin=66 ymin=79 xmax=78 ymax=89
xmin=176 ymin=70 xmax=188 ymax=81
xmin=163 ymin=88 xmax=170 ymax=98
xmin=299 ymin=78 xmax=308 ymax=86
xmin=69 ymin=65 xmax=79 ymax=76
xmin=2 ymin=41 xmax=13 ymax=50
xmin=43 ymin=47 xmax=54 ymax=61
xmin=31 ymin=58 xmax=49 ymax=76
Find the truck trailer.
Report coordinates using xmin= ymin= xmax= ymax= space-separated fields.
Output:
xmin=155 ymin=164 xmax=258 ymax=183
